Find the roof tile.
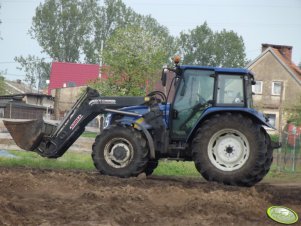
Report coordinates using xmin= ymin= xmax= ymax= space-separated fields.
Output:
xmin=49 ymin=62 xmax=100 ymax=94
xmin=272 ymin=48 xmax=301 ymax=81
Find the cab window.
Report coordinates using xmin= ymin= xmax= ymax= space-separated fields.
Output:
xmin=216 ymin=74 xmax=244 ymax=106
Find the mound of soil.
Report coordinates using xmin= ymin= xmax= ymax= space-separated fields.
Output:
xmin=0 ymin=167 xmax=300 ymax=226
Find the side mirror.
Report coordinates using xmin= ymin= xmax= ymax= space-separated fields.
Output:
xmin=161 ymin=69 xmax=167 ymax=87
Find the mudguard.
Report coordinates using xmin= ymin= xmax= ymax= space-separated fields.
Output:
xmin=186 ymin=107 xmax=274 ymax=143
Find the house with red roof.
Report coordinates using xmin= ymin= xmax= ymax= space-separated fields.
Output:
xmin=48 ymin=62 xmax=106 ymax=124
xmin=247 ymin=44 xmax=301 ymax=131
xmin=48 ymin=62 xmax=101 ymax=95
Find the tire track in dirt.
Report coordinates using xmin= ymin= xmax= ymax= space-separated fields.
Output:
xmin=0 ymin=167 xmax=300 ymax=226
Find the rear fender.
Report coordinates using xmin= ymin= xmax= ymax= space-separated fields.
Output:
xmin=186 ymin=107 xmax=274 ymax=143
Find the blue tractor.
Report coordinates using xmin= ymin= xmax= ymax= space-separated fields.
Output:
xmin=4 ymin=58 xmax=279 ymax=186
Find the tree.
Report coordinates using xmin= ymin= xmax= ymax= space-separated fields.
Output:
xmin=0 ymin=74 xmax=6 ymax=96
xmin=212 ymin=29 xmax=246 ymax=67
xmin=89 ymin=26 xmax=169 ymax=96
xmin=29 ymin=0 xmax=174 ymax=65
xmin=84 ymin=0 xmax=174 ymax=64
xmin=18 ymin=0 xmax=175 ymax=91
xmin=0 ymin=3 xmax=2 ymax=40
xmin=136 ymin=14 xmax=176 ymax=63
xmin=178 ymin=22 xmax=247 ymax=67
xmin=285 ymin=96 xmax=301 ymax=126
xmin=29 ymin=0 xmax=98 ymax=62
xmin=83 ymin=0 xmax=136 ymax=63
xmin=0 ymin=0 xmax=5 ymax=92
xmin=178 ymin=23 xmax=214 ymax=65
xmin=14 ymin=55 xmax=51 ymax=92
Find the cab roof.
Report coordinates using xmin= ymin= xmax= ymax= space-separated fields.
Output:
xmin=180 ymin=65 xmax=253 ymax=75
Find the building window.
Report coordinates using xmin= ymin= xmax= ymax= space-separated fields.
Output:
xmin=252 ymin=81 xmax=263 ymax=94
xmin=0 ymin=108 xmax=4 ymax=118
xmin=266 ymin=113 xmax=276 ymax=127
xmin=272 ymin=81 xmax=282 ymax=95
xmin=67 ymin=81 xmax=77 ymax=87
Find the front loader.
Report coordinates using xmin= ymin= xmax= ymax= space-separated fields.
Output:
xmin=4 ymin=59 xmax=280 ymax=186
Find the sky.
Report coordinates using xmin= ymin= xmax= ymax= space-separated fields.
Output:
xmin=0 ymin=0 xmax=300 ymax=81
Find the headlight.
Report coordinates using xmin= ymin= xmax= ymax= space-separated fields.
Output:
xmin=104 ymin=114 xmax=112 ymax=128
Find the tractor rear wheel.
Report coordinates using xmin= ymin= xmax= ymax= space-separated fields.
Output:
xmin=92 ymin=125 xmax=149 ymax=178
xmin=192 ymin=113 xmax=272 ymax=187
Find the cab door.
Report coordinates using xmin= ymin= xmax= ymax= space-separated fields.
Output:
xmin=171 ymin=69 xmax=215 ymax=139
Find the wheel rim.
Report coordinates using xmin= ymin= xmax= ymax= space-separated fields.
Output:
xmin=104 ymin=137 xmax=134 ymax=168
xmin=208 ymin=129 xmax=250 ymax=171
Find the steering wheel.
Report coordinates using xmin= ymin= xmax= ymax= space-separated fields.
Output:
xmin=199 ymin=96 xmax=207 ymax=105
xmin=193 ymin=95 xmax=207 ymax=110
xmin=179 ymin=97 xmax=209 ymax=131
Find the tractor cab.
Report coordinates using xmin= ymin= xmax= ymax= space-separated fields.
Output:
xmin=162 ymin=64 xmax=256 ymax=140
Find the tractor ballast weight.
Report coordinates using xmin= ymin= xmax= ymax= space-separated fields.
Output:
xmin=4 ymin=60 xmax=280 ymax=186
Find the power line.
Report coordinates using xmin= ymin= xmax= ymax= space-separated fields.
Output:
xmin=0 ymin=57 xmax=53 ymax=64
xmin=1 ymin=0 xmax=41 ymax=3
xmin=4 ymin=73 xmax=25 ymax=77
xmin=0 ymin=61 xmax=18 ymax=64
xmin=123 ymin=2 xmax=301 ymax=9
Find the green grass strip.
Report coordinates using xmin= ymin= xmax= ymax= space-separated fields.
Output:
xmin=1 ymin=150 xmax=301 ymax=182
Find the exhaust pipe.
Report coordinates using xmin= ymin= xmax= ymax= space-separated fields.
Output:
xmin=3 ymin=119 xmax=56 ymax=151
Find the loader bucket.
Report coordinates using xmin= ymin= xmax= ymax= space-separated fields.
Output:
xmin=3 ymin=119 xmax=45 ymax=151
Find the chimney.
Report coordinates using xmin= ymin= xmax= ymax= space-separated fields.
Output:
xmin=262 ymin=43 xmax=293 ymax=62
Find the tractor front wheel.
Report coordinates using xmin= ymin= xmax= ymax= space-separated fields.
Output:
xmin=192 ymin=113 xmax=272 ymax=186
xmin=92 ymin=126 xmax=149 ymax=177
xmin=144 ymin=160 xmax=159 ymax=176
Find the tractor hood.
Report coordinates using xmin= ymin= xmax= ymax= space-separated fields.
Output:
xmin=105 ymin=103 xmax=170 ymax=128
xmin=119 ymin=103 xmax=170 ymax=115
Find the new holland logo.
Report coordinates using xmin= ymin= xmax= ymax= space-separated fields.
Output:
xmin=267 ymin=206 xmax=299 ymax=224
xmin=89 ymin=99 xmax=116 ymax=106
xmin=70 ymin=114 xmax=83 ymax=130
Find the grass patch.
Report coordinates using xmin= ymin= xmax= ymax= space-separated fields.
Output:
xmin=0 ymin=150 xmax=199 ymax=176
xmin=264 ymin=169 xmax=301 ymax=183
xmin=269 ymin=134 xmax=279 ymax=142
xmin=1 ymin=150 xmax=301 ymax=183
xmin=0 ymin=150 xmax=95 ymax=170
xmin=81 ymin=132 xmax=98 ymax=138
xmin=0 ymin=151 xmax=199 ymax=176
xmin=154 ymin=160 xmax=199 ymax=177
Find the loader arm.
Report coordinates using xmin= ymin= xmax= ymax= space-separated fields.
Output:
xmin=4 ymin=87 xmax=145 ymax=158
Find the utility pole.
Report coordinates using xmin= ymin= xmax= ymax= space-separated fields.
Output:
xmin=54 ymin=88 xmax=61 ymax=120
xmin=277 ymin=81 xmax=285 ymax=172
xmin=99 ymin=40 xmax=104 ymax=79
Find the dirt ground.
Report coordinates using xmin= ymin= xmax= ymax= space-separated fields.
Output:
xmin=0 ymin=168 xmax=300 ymax=226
